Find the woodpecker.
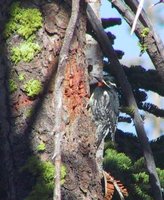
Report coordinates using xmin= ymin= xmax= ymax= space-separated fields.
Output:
xmin=89 ymin=76 xmax=119 ymax=148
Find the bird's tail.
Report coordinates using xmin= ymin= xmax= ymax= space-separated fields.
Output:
xmin=96 ymin=124 xmax=115 ymax=149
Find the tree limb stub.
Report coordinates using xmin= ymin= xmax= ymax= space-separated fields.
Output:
xmin=86 ymin=4 xmax=162 ymax=200
xmin=53 ymin=1 xmax=80 ymax=200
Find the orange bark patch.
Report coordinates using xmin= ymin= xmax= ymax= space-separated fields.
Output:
xmin=64 ymin=56 xmax=89 ymax=120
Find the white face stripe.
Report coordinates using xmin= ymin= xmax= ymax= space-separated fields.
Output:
xmin=103 ymin=91 xmax=108 ymax=95
xmin=102 ymin=80 xmax=116 ymax=88
xmin=90 ymin=92 xmax=95 ymax=102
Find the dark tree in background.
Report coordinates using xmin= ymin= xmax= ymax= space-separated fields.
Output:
xmin=0 ymin=0 xmax=163 ymax=200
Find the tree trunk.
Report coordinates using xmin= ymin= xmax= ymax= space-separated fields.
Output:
xmin=0 ymin=0 xmax=103 ymax=199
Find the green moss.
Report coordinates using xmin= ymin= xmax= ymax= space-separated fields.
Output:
xmin=37 ymin=142 xmax=46 ymax=152
xmin=4 ymin=2 xmax=42 ymax=39
xmin=141 ymin=28 xmax=150 ymax=38
xmin=4 ymin=2 xmax=42 ymax=64
xmin=138 ymin=42 xmax=147 ymax=54
xmin=9 ymin=79 xmax=17 ymax=93
xmin=24 ymin=79 xmax=42 ymax=98
xmin=22 ymin=156 xmax=54 ymax=200
xmin=21 ymin=156 xmax=67 ymax=200
xmin=138 ymin=28 xmax=150 ymax=55
xmin=11 ymin=41 xmax=41 ymax=64
xmin=18 ymin=73 xmax=25 ymax=81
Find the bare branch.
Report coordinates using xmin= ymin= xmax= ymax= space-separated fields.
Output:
xmin=53 ymin=0 xmax=80 ymax=199
xmin=111 ymin=0 xmax=164 ymax=81
xmin=86 ymin=4 xmax=162 ymax=200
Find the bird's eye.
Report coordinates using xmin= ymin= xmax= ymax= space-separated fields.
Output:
xmin=88 ymin=65 xmax=93 ymax=72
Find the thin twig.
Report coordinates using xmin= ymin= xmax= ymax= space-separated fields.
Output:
xmin=86 ymin=4 xmax=162 ymax=200
xmin=53 ymin=1 xmax=80 ymax=200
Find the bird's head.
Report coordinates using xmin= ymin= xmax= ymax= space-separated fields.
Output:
xmin=90 ymin=73 xmax=117 ymax=89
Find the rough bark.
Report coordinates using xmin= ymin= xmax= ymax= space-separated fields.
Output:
xmin=59 ymin=1 xmax=103 ymax=198
xmin=0 ymin=0 xmax=103 ymax=199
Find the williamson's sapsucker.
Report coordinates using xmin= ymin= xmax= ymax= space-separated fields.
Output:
xmin=89 ymin=77 xmax=119 ymax=148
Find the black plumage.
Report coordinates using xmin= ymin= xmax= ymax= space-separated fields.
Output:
xmin=89 ymin=81 xmax=119 ymax=148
